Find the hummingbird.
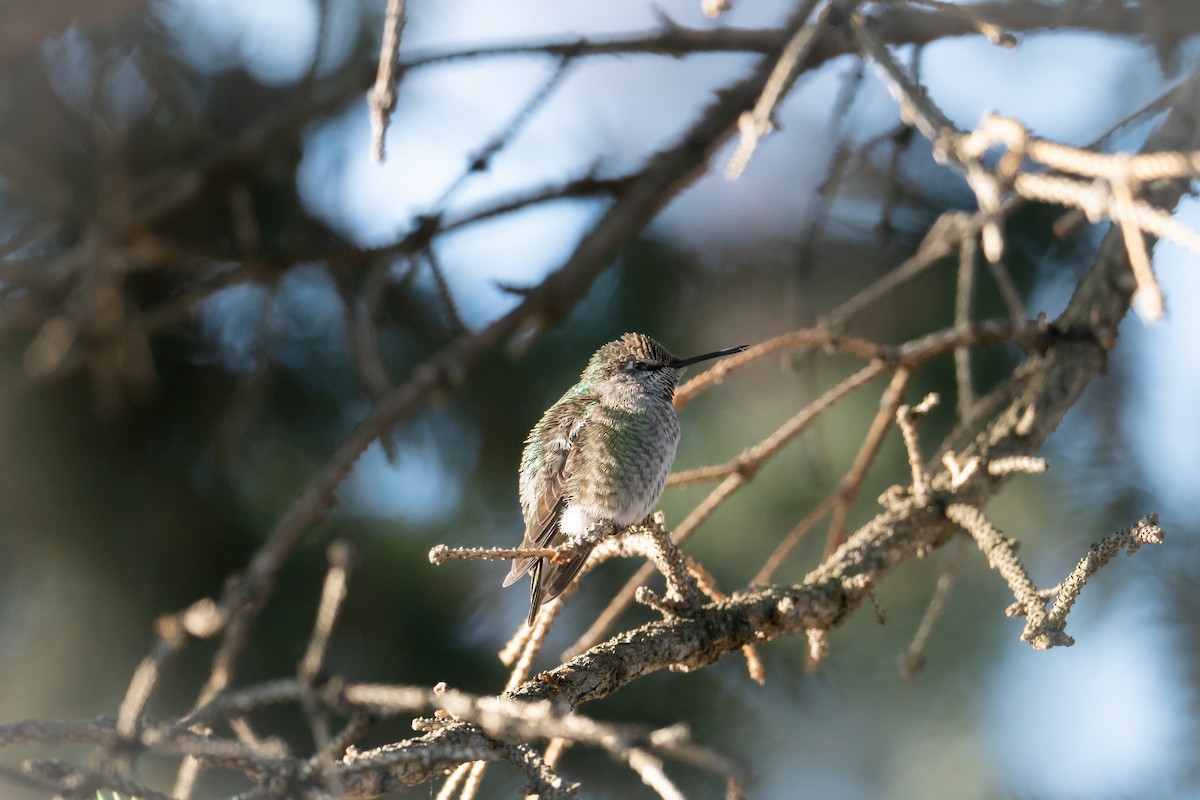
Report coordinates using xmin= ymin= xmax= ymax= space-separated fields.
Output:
xmin=503 ymin=333 xmax=747 ymax=625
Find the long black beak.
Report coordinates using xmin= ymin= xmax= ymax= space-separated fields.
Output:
xmin=669 ymin=344 xmax=748 ymax=369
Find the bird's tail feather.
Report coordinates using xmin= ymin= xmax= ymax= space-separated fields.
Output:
xmin=524 ymin=548 xmax=592 ymax=626
xmin=503 ymin=555 xmax=536 ymax=587
xmin=527 ymin=560 xmax=544 ymax=626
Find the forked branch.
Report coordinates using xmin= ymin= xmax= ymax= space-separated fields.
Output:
xmin=948 ymin=506 xmax=1164 ymax=649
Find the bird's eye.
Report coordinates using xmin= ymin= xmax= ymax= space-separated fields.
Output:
xmin=633 ymin=360 xmax=651 ymax=371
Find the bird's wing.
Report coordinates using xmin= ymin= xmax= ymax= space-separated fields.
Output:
xmin=521 ymin=438 xmax=591 ymax=624
xmin=530 ymin=417 xmax=606 ymax=617
xmin=519 ymin=439 xmax=590 ymax=625
xmin=503 ymin=414 xmax=586 ymax=587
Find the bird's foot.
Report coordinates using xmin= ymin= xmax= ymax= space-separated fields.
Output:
xmin=637 ymin=510 xmax=670 ymax=534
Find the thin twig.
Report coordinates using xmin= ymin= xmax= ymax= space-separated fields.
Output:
xmin=1041 ymin=514 xmax=1165 ymax=641
xmin=820 ymin=211 xmax=975 ymax=331
xmin=300 ymin=541 xmax=355 ymax=680
xmin=898 ymin=536 xmax=965 ymax=679
xmin=954 ymin=233 xmax=978 ymax=420
xmin=627 ymin=748 xmax=686 ymax=800
xmin=430 ymin=544 xmax=566 ymax=564
xmin=432 ymin=58 xmax=574 ymax=209
xmin=435 ymin=763 xmax=471 ymax=800
xmin=685 ymin=556 xmax=765 ymax=684
xmin=424 ymin=248 xmax=468 ymax=334
xmin=755 ymin=495 xmax=837 ymax=586
xmin=298 ymin=542 xmax=356 ymax=796
xmin=823 ymin=367 xmax=911 ymax=556
xmin=370 ymin=0 xmax=407 ymax=161
xmin=725 ymin=0 xmax=827 ymax=179
xmin=897 ymin=393 xmax=940 ymax=506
